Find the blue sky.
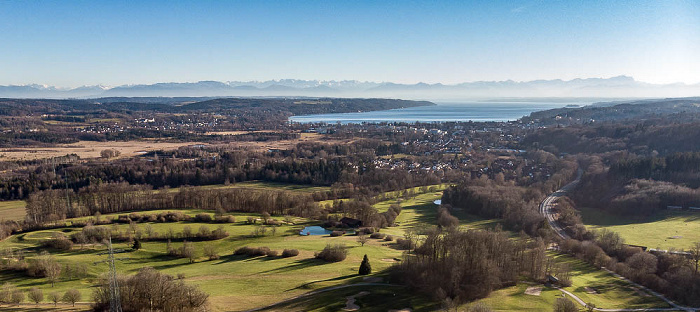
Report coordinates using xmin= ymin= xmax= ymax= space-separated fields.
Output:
xmin=1 ymin=1 xmax=698 ymax=87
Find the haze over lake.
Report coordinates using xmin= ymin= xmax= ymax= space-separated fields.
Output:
xmin=289 ymin=100 xmax=591 ymax=123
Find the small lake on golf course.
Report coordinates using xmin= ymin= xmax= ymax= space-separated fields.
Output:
xmin=299 ymin=226 xmax=333 ymax=235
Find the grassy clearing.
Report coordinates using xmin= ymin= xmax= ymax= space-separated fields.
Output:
xmin=470 ymin=253 xmax=670 ymax=311
xmin=580 ymin=207 xmax=700 ymax=250
xmin=553 ymin=253 xmax=668 ymax=309
xmin=0 ymin=200 xmax=26 ymax=221
xmin=200 ymin=181 xmax=331 ymax=193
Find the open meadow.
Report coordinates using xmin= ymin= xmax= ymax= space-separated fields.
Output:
xmin=580 ymin=207 xmax=700 ymax=250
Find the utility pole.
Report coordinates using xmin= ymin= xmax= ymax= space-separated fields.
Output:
xmin=95 ymin=236 xmax=127 ymax=312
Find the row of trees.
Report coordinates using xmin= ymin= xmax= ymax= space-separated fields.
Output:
xmin=25 ymin=182 xmax=316 ymax=224
xmin=0 ymin=284 xmax=81 ymax=307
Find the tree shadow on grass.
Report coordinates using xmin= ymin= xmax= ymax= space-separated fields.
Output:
xmin=285 ymin=273 xmax=360 ymax=292
xmin=257 ymin=258 xmax=329 ymax=274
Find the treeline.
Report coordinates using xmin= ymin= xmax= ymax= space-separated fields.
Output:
xmin=609 ymin=152 xmax=700 ymax=188
xmin=25 ymin=182 xmax=316 ymax=225
xmin=0 ymin=141 xmax=440 ymax=201
xmin=574 ymin=155 xmax=700 ymax=216
xmin=523 ymin=120 xmax=700 ymax=156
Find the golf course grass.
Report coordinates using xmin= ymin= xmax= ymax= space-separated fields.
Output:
xmin=0 ymin=185 xmax=677 ymax=311
xmin=580 ymin=207 xmax=700 ymax=250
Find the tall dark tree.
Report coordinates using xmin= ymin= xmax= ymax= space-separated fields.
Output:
xmin=359 ymin=254 xmax=372 ymax=275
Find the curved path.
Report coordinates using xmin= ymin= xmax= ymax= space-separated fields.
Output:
xmin=539 ymin=169 xmax=695 ymax=312
xmin=539 ymin=168 xmax=583 ymax=240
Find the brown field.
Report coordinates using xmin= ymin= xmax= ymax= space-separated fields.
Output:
xmin=0 ymin=200 xmax=26 ymax=221
xmin=0 ymin=133 xmax=348 ymax=161
xmin=202 ymin=130 xmax=285 ymax=136
xmin=0 ymin=141 xmax=206 ymax=161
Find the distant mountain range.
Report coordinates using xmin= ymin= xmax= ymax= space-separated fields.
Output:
xmin=1 ymin=76 xmax=699 ymax=99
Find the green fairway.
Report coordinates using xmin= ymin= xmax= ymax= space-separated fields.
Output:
xmin=0 ymin=211 xmax=406 ymax=312
xmin=470 ymin=253 xmax=670 ymax=311
xmin=580 ymin=207 xmax=700 ymax=250
xmin=0 ymin=200 xmax=26 ymax=221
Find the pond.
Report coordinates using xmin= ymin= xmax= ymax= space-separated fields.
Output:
xmin=299 ymin=226 xmax=333 ymax=236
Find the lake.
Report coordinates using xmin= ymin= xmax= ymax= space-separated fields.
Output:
xmin=289 ymin=101 xmax=589 ymax=123
xmin=299 ymin=226 xmax=333 ymax=236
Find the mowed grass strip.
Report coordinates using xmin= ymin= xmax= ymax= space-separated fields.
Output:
xmin=580 ymin=207 xmax=700 ymax=250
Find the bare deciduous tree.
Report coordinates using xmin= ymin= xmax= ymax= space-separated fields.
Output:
xmin=28 ymin=287 xmax=43 ymax=305
xmin=49 ymin=291 xmax=60 ymax=307
xmin=62 ymin=289 xmax=80 ymax=307
xmin=357 ymin=234 xmax=368 ymax=247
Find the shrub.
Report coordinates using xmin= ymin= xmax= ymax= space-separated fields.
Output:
xmin=553 ymin=297 xmax=578 ymax=312
xmin=358 ymin=227 xmax=375 ymax=235
xmin=194 ymin=213 xmax=213 ymax=222
xmin=265 ymin=219 xmax=281 ymax=226
xmin=468 ymin=303 xmax=493 ymax=312
xmin=42 ymin=234 xmax=73 ymax=251
xmin=234 ymin=246 xmax=254 ymax=256
xmin=234 ymin=246 xmax=271 ymax=257
xmin=211 ymin=226 xmax=229 ymax=240
xmin=315 ymin=244 xmax=348 ymax=262
xmin=282 ymin=249 xmax=300 ymax=258
xmin=396 ymin=238 xmax=412 ymax=250
xmin=330 ymin=231 xmax=344 ymax=237
xmin=370 ymin=233 xmax=386 ymax=239
xmin=197 ymin=225 xmax=212 ymax=238
xmin=559 ymin=276 xmax=573 ymax=287
xmin=266 ymin=249 xmax=279 ymax=257
xmin=203 ymin=244 xmax=219 ymax=260
xmin=384 ymin=235 xmax=394 ymax=241
xmin=215 ymin=215 xmax=236 ymax=223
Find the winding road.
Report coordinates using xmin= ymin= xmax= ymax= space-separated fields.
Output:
xmin=539 ymin=168 xmax=582 ymax=240
xmin=538 ymin=169 xmax=695 ymax=312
